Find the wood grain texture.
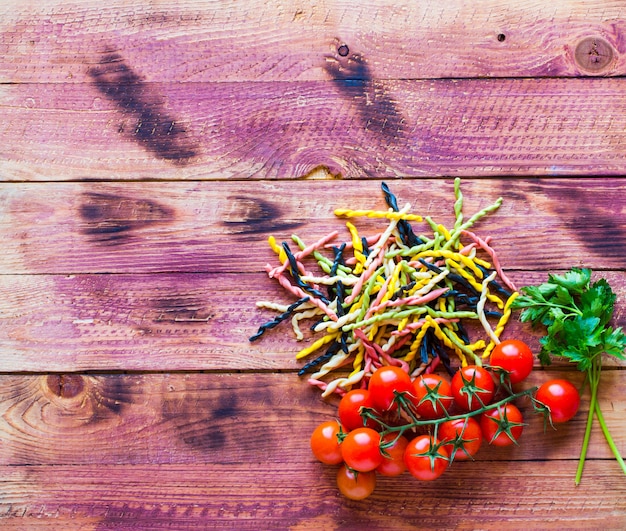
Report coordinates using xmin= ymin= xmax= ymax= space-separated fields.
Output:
xmin=0 ymin=372 xmax=624 ymax=529
xmin=0 ymin=271 xmax=624 ymax=372
xmin=2 ymin=179 xmax=626 ymax=274
xmin=2 ymin=1 xmax=626 ymax=528
xmin=4 ymin=78 xmax=626 ymax=179
xmin=0 ymin=178 xmax=624 ymax=371
xmin=0 ymin=463 xmax=624 ymax=530
xmin=2 ymin=0 xmax=626 ymax=84
xmin=0 ymin=372 xmax=623 ymax=466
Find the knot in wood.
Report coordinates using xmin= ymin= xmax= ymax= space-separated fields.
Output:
xmin=46 ymin=374 xmax=85 ymax=399
xmin=574 ymin=37 xmax=614 ymax=73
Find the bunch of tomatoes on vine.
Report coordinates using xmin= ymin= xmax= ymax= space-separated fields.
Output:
xmin=310 ymin=339 xmax=581 ymax=500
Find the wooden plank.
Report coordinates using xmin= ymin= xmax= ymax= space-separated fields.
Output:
xmin=0 ymin=178 xmax=624 ymax=371
xmin=0 ymin=461 xmax=624 ymax=529
xmin=0 ymin=270 xmax=624 ymax=371
xmin=0 ymin=371 xmax=625 ymax=528
xmin=2 ymin=0 xmax=626 ymax=83
xmin=2 ymin=179 xmax=626 ymax=275
xmin=0 ymin=372 xmax=624 ymax=466
xmin=3 ymin=79 xmax=626 ymax=179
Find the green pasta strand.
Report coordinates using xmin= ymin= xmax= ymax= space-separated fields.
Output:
xmin=453 ymin=177 xmax=464 ymax=231
xmin=444 ymin=197 xmax=503 ymax=250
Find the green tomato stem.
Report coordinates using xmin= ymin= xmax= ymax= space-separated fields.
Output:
xmin=373 ymin=387 xmax=537 ymax=437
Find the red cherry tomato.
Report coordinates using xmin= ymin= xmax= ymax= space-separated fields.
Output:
xmin=535 ymin=379 xmax=580 ymax=423
xmin=412 ymin=373 xmax=454 ymax=419
xmin=338 ymin=388 xmax=378 ymax=431
xmin=480 ymin=403 xmax=524 ymax=446
xmin=404 ymin=434 xmax=449 ymax=481
xmin=310 ymin=420 xmax=343 ymax=465
xmin=336 ymin=464 xmax=376 ymax=500
xmin=490 ymin=339 xmax=534 ymax=384
xmin=376 ymin=434 xmax=409 ymax=477
xmin=451 ymin=365 xmax=495 ymax=411
xmin=368 ymin=366 xmax=414 ymax=412
xmin=341 ymin=427 xmax=383 ymax=472
xmin=439 ymin=417 xmax=483 ymax=461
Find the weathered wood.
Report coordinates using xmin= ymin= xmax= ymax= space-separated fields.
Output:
xmin=2 ymin=0 xmax=626 ymax=84
xmin=0 ymin=178 xmax=624 ymax=371
xmin=2 ymin=1 xmax=626 ymax=527
xmin=3 ymin=79 xmax=626 ymax=179
xmin=2 ymin=179 xmax=626 ymax=274
xmin=0 ymin=270 xmax=624 ymax=371
xmin=0 ymin=460 xmax=624 ymax=530
xmin=0 ymin=372 xmax=623 ymax=466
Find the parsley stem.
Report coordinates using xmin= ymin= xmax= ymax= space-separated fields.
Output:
xmin=575 ymin=362 xmax=598 ymax=486
xmin=575 ymin=356 xmax=626 ymax=485
xmin=594 ymin=399 xmax=626 ymax=476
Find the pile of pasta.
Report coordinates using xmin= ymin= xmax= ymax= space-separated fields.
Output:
xmin=250 ymin=179 xmax=518 ymax=397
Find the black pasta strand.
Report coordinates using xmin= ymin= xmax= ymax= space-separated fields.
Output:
xmin=420 ymin=327 xmax=431 ymax=364
xmin=390 ymin=281 xmax=417 ymax=301
xmin=418 ymin=258 xmax=479 ymax=296
xmin=282 ymin=242 xmax=330 ymax=304
xmin=298 ymin=340 xmax=342 ymax=376
xmin=433 ymin=338 xmax=454 ymax=376
xmin=455 ymin=321 xmax=470 ymax=344
xmin=328 ymin=244 xmax=347 ymax=317
xmin=249 ymin=297 xmax=311 ymax=341
xmin=361 ymin=236 xmax=371 ymax=257
xmin=381 ymin=182 xmax=421 ymax=247
xmin=476 ymin=264 xmax=512 ymax=298
xmin=330 ymin=243 xmax=346 ymax=276
xmin=445 ymin=290 xmax=479 ymax=307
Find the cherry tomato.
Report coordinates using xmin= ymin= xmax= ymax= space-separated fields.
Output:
xmin=535 ymin=379 xmax=580 ymax=423
xmin=336 ymin=464 xmax=376 ymax=500
xmin=412 ymin=373 xmax=454 ymax=419
xmin=490 ymin=339 xmax=534 ymax=384
xmin=341 ymin=427 xmax=383 ymax=472
xmin=338 ymin=388 xmax=378 ymax=431
xmin=404 ymin=434 xmax=449 ymax=481
xmin=480 ymin=403 xmax=524 ymax=446
xmin=451 ymin=365 xmax=495 ymax=411
xmin=368 ymin=366 xmax=414 ymax=412
xmin=376 ymin=434 xmax=409 ymax=477
xmin=310 ymin=420 xmax=344 ymax=465
xmin=439 ymin=417 xmax=483 ymax=461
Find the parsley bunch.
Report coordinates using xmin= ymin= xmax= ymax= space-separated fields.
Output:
xmin=512 ymin=268 xmax=626 ymax=485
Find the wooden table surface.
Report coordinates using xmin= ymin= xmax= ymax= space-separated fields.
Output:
xmin=1 ymin=1 xmax=625 ymax=529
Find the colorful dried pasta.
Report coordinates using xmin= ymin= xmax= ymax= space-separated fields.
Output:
xmin=250 ymin=179 xmax=518 ymax=396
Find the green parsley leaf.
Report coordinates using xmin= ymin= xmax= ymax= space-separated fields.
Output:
xmin=547 ymin=268 xmax=590 ymax=294
xmin=512 ymin=267 xmax=626 ymax=484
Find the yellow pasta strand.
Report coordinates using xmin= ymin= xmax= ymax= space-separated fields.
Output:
xmin=482 ymin=292 xmax=520 ymax=358
xmin=346 ymin=221 xmax=366 ymax=274
xmin=380 ymin=261 xmax=403 ymax=305
xmin=426 ymin=316 xmax=468 ymax=366
xmin=447 ymin=258 xmax=504 ymax=310
xmin=268 ymin=235 xmax=287 ymax=263
xmin=417 ymin=249 xmax=486 ymax=278
xmin=335 ymin=208 xmax=423 ymax=222
xmin=350 ymin=345 xmax=365 ymax=376
xmin=296 ymin=332 xmax=339 ymax=360
xmin=403 ymin=322 xmax=431 ymax=362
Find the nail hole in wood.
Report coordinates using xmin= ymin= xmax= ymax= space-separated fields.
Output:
xmin=338 ymin=44 xmax=350 ymax=57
